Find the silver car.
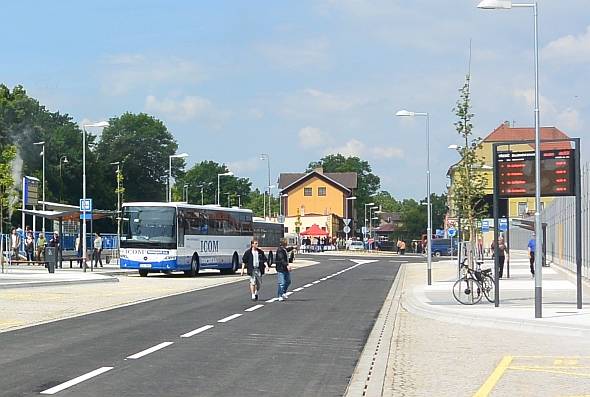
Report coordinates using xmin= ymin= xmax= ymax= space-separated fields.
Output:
xmin=349 ymin=241 xmax=364 ymax=251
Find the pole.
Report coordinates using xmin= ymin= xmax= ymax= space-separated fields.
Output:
xmin=168 ymin=155 xmax=172 ymax=202
xmin=426 ymin=113 xmax=432 ymax=285
xmin=82 ymin=128 xmax=87 ymax=272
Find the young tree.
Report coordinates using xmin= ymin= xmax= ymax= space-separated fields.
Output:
xmin=450 ymin=75 xmax=488 ymax=259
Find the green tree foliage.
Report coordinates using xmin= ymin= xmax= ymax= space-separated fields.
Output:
xmin=307 ymin=154 xmax=380 ymax=216
xmin=451 ymin=75 xmax=488 ymax=247
xmin=180 ymin=160 xmax=252 ymax=209
xmin=95 ymin=113 xmax=180 ymax=204
xmin=0 ymin=144 xmax=17 ymax=233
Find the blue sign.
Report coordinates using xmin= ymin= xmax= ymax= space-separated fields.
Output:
xmin=482 ymin=220 xmax=490 ymax=233
xmin=80 ymin=213 xmax=92 ymax=220
xmin=448 ymin=228 xmax=456 ymax=237
xmin=80 ymin=198 xmax=92 ymax=212
xmin=436 ymin=229 xmax=444 ymax=237
xmin=499 ymin=218 xmax=508 ymax=231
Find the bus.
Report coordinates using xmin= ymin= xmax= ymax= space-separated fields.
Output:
xmin=119 ymin=202 xmax=253 ymax=276
xmin=252 ymin=217 xmax=284 ymax=265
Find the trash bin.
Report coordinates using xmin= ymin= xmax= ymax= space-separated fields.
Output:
xmin=45 ymin=246 xmax=57 ymax=274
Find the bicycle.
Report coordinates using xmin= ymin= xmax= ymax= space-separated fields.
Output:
xmin=452 ymin=259 xmax=495 ymax=304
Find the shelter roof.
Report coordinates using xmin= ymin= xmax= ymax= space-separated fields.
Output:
xmin=300 ymin=223 xmax=329 ymax=236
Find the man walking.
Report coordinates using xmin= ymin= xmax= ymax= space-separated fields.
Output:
xmin=241 ymin=238 xmax=270 ymax=301
xmin=527 ymin=233 xmax=536 ymax=278
xmin=275 ymin=237 xmax=295 ymax=301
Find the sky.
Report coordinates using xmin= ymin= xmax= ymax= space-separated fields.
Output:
xmin=2 ymin=0 xmax=589 ymax=201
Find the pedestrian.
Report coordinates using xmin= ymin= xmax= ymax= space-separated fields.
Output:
xmin=399 ymin=239 xmax=406 ymax=255
xmin=396 ymin=239 xmax=401 ymax=254
xmin=275 ymin=237 xmax=295 ymax=301
xmin=49 ymin=232 xmax=60 ymax=248
xmin=36 ymin=232 xmax=47 ymax=263
xmin=9 ymin=228 xmax=21 ymax=261
xmin=240 ymin=238 xmax=270 ymax=301
xmin=93 ymin=232 xmax=103 ymax=267
xmin=24 ymin=231 xmax=35 ymax=262
xmin=527 ymin=233 xmax=536 ymax=278
xmin=496 ymin=236 xmax=509 ymax=278
xmin=75 ymin=233 xmax=84 ymax=267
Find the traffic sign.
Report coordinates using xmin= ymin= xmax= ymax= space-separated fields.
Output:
xmin=448 ymin=228 xmax=456 ymax=237
xmin=277 ymin=215 xmax=285 ymax=223
xmin=343 ymin=218 xmax=351 ymax=226
xmin=498 ymin=218 xmax=508 ymax=231
xmin=80 ymin=198 xmax=92 ymax=212
xmin=343 ymin=226 xmax=351 ymax=234
xmin=482 ymin=219 xmax=490 ymax=233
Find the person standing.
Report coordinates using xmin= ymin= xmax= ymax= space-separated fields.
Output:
xmin=399 ymin=239 xmax=406 ymax=255
xmin=36 ymin=232 xmax=47 ymax=264
xmin=240 ymin=238 xmax=270 ymax=301
xmin=495 ymin=236 xmax=510 ymax=278
xmin=275 ymin=237 xmax=295 ymax=301
xmin=527 ymin=233 xmax=536 ymax=278
xmin=93 ymin=232 xmax=103 ymax=267
xmin=24 ymin=231 xmax=35 ymax=262
xmin=9 ymin=228 xmax=21 ymax=261
xmin=75 ymin=233 xmax=84 ymax=267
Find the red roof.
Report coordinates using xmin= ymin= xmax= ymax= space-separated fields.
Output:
xmin=300 ymin=223 xmax=329 ymax=236
xmin=484 ymin=123 xmax=572 ymax=150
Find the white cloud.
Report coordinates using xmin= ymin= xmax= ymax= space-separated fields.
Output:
xmin=279 ymin=88 xmax=372 ymax=120
xmin=299 ymin=126 xmax=324 ymax=149
xmin=226 ymin=157 xmax=263 ymax=176
xmin=255 ymin=38 xmax=332 ymax=70
xmin=100 ymin=53 xmax=209 ymax=96
xmin=322 ymin=139 xmax=404 ymax=160
xmin=373 ymin=146 xmax=404 ymax=159
xmin=514 ymin=89 xmax=557 ymax=115
xmin=144 ymin=95 xmax=231 ymax=124
xmin=557 ymin=108 xmax=584 ymax=132
xmin=541 ymin=26 xmax=590 ymax=65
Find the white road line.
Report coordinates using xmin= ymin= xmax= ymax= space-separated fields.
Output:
xmin=389 ymin=260 xmax=408 ymax=263
xmin=245 ymin=304 xmax=264 ymax=312
xmin=312 ymin=280 xmax=321 ymax=284
xmin=293 ymin=287 xmax=304 ymax=292
xmin=218 ymin=313 xmax=242 ymax=323
xmin=40 ymin=367 xmax=114 ymax=395
xmin=285 ymin=292 xmax=293 ymax=296
xmin=127 ymin=342 xmax=174 ymax=359
xmin=181 ymin=325 xmax=214 ymax=338
xmin=303 ymin=283 xmax=313 ymax=288
xmin=266 ymin=297 xmax=279 ymax=303
xmin=320 ymin=277 xmax=328 ymax=281
xmin=329 ymin=258 xmax=345 ymax=261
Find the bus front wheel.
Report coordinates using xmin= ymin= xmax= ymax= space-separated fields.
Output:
xmin=185 ymin=256 xmax=199 ymax=277
xmin=139 ymin=269 xmax=149 ymax=277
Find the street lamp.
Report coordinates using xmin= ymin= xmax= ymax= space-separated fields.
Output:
xmin=196 ymin=184 xmax=204 ymax=205
xmin=59 ymin=156 xmax=68 ymax=177
xmin=169 ymin=153 xmax=188 ymax=202
xmin=236 ymin=194 xmax=241 ymax=208
xmin=225 ymin=192 xmax=231 ymax=207
xmin=364 ymin=202 xmax=374 ymax=245
xmin=33 ymin=142 xmax=45 ymax=229
xmin=266 ymin=185 xmax=276 ymax=219
xmin=184 ymin=184 xmax=189 ymax=203
xmin=110 ymin=161 xmax=121 ymax=262
xmin=397 ymin=109 xmax=432 ymax=285
xmin=260 ymin=154 xmax=271 ymax=219
xmin=83 ymin=121 xmax=109 ymax=272
xmin=477 ymin=0 xmax=541 ymax=317
xmin=345 ymin=196 xmax=357 ymax=241
xmin=217 ymin=171 xmax=233 ymax=205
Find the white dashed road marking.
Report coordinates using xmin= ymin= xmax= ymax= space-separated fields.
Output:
xmin=40 ymin=367 xmax=113 ymax=395
xmin=127 ymin=342 xmax=174 ymax=359
xmin=181 ymin=325 xmax=214 ymax=338
xmin=245 ymin=304 xmax=264 ymax=312
xmin=218 ymin=313 xmax=242 ymax=323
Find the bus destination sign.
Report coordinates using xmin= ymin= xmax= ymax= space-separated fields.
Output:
xmin=496 ymin=149 xmax=575 ymax=198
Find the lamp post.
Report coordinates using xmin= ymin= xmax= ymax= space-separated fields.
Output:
xmin=345 ymin=196 xmax=357 ymax=241
xmin=59 ymin=156 xmax=68 ymax=177
xmin=197 ymin=185 xmax=204 ymax=205
xmin=183 ymin=184 xmax=189 ymax=203
xmin=364 ymin=202 xmax=374 ymax=246
xmin=225 ymin=192 xmax=231 ymax=207
xmin=260 ymin=154 xmax=271 ymax=219
xmin=396 ymin=109 xmax=432 ymax=285
xmin=82 ymin=121 xmax=109 ymax=272
xmin=236 ymin=194 xmax=241 ymax=208
xmin=169 ymin=153 xmax=188 ymax=202
xmin=266 ymin=185 xmax=276 ymax=219
xmin=217 ymin=172 xmax=234 ymax=205
xmin=477 ymin=0 xmax=541 ymax=317
xmin=110 ymin=161 xmax=121 ymax=262
xmin=33 ymin=141 xmax=45 ymax=230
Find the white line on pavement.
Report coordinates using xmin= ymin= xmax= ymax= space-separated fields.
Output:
xmin=181 ymin=325 xmax=214 ymax=338
xmin=312 ymin=280 xmax=321 ymax=284
xmin=303 ymin=283 xmax=313 ymax=288
xmin=127 ymin=342 xmax=174 ymax=359
xmin=218 ymin=313 xmax=242 ymax=323
xmin=293 ymin=287 xmax=304 ymax=292
xmin=40 ymin=367 xmax=113 ymax=394
xmin=245 ymin=304 xmax=264 ymax=312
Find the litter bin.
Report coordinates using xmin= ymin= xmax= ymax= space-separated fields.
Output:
xmin=45 ymin=246 xmax=57 ymax=274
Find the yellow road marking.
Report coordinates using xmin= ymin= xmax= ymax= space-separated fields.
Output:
xmin=554 ymin=359 xmax=579 ymax=365
xmin=508 ymin=366 xmax=590 ymax=377
xmin=473 ymin=355 xmax=514 ymax=397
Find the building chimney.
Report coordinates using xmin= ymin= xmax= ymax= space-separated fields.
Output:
xmin=503 ymin=120 xmax=511 ymax=128
xmin=314 ymin=166 xmax=323 ymax=174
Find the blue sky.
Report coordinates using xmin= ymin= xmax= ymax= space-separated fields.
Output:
xmin=2 ymin=1 xmax=589 ymax=200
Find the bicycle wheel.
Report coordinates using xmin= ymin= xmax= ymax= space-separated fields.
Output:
xmin=482 ymin=274 xmax=495 ymax=303
xmin=452 ymin=277 xmax=483 ymax=305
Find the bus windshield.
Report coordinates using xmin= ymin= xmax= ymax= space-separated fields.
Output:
xmin=121 ymin=206 xmax=177 ymax=248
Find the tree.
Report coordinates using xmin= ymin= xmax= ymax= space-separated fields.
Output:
xmin=95 ymin=113 xmax=180 ymax=203
xmin=373 ymin=191 xmax=402 ymax=212
xmin=307 ymin=154 xmax=380 ymax=217
xmin=450 ymin=75 xmax=488 ymax=256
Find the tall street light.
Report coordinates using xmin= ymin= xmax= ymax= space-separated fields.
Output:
xmin=266 ymin=184 xmax=276 ymax=219
xmin=260 ymin=154 xmax=271 ymax=219
xmin=217 ymin=171 xmax=233 ymax=205
xmin=184 ymin=184 xmax=190 ymax=203
xmin=33 ymin=141 xmax=45 ymax=230
xmin=477 ymin=0 xmax=541 ymax=317
xmin=396 ymin=109 xmax=432 ymax=285
xmin=225 ymin=192 xmax=231 ymax=207
xmin=82 ymin=121 xmax=109 ymax=272
xmin=345 ymin=196 xmax=357 ymax=241
xmin=110 ymin=162 xmax=121 ymax=253
xmin=59 ymin=156 xmax=69 ymax=177
xmin=197 ymin=184 xmax=204 ymax=205
xmin=364 ymin=202 xmax=374 ymax=245
xmin=169 ymin=153 xmax=188 ymax=202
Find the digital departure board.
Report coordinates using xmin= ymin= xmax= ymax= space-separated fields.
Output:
xmin=496 ymin=149 xmax=576 ymax=198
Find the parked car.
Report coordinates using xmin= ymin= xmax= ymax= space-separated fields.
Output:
xmin=349 ymin=241 xmax=364 ymax=251
xmin=429 ymin=238 xmax=457 ymax=257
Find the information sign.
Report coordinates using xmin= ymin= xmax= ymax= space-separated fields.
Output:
xmin=498 ymin=218 xmax=508 ymax=231
xmin=496 ymin=149 xmax=575 ymax=198
xmin=448 ymin=228 xmax=456 ymax=237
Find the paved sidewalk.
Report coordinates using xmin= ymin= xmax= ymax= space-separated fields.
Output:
xmin=403 ymin=251 xmax=590 ymax=338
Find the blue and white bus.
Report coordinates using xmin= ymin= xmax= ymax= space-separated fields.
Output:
xmin=119 ymin=202 xmax=253 ymax=277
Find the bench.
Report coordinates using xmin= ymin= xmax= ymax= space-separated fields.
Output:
xmin=7 ymin=260 xmax=47 ymax=266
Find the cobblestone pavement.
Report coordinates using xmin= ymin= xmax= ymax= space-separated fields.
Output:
xmin=384 ymin=261 xmax=590 ymax=397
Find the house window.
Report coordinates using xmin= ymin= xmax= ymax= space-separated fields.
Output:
xmin=518 ymin=202 xmax=527 ymax=215
xmin=318 ymin=187 xmax=326 ymax=196
xmin=304 ymin=188 xmax=312 ymax=196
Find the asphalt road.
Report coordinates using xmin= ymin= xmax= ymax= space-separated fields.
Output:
xmin=0 ymin=254 xmax=401 ymax=397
